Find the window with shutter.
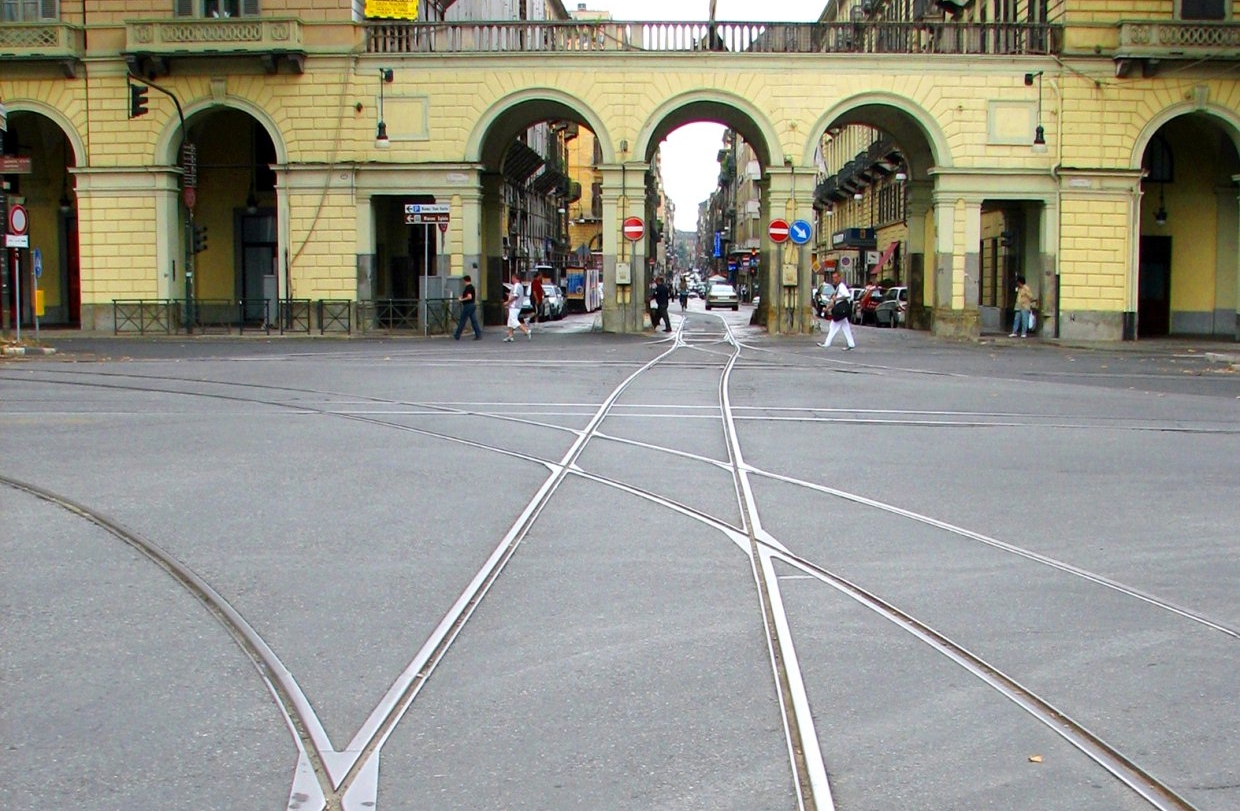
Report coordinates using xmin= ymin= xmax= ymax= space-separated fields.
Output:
xmin=173 ymin=0 xmax=194 ymax=17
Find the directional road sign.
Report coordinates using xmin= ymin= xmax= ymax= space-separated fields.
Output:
xmin=404 ymin=203 xmax=450 ymax=214
xmin=33 ymin=247 xmax=42 ymax=279
xmin=623 ymin=216 xmax=644 ymax=241
xmin=405 ymin=213 xmax=449 ymax=225
xmin=768 ymin=218 xmax=790 ymax=243
xmin=789 ymin=219 xmax=812 ymax=245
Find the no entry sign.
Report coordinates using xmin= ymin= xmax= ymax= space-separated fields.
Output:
xmin=768 ymin=218 xmax=790 ymax=243
xmin=622 ymin=216 xmax=644 ymax=241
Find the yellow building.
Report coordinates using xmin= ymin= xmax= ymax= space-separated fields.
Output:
xmin=3 ymin=2 xmax=1239 ymax=340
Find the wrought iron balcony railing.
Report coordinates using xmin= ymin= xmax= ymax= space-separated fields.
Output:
xmin=366 ymin=20 xmax=1061 ymax=56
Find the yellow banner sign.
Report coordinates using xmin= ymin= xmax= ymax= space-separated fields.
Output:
xmin=365 ymin=0 xmax=419 ymax=20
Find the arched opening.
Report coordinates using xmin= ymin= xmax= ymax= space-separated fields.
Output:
xmin=1138 ymin=114 xmax=1240 ymax=338
xmin=469 ymin=97 xmax=605 ymax=328
xmin=813 ymin=103 xmax=941 ymax=332
xmin=182 ymin=108 xmax=280 ymax=329
xmin=1 ymin=111 xmax=79 ymax=329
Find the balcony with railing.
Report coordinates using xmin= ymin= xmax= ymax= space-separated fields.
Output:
xmin=365 ymin=20 xmax=1061 ymax=56
xmin=1115 ymin=20 xmax=1240 ymax=76
xmin=123 ymin=17 xmax=306 ymax=76
xmin=0 ymin=22 xmax=85 ymax=77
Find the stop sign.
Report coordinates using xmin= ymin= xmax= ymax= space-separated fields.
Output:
xmin=622 ymin=216 xmax=644 ymax=241
xmin=768 ymin=218 xmax=790 ymax=243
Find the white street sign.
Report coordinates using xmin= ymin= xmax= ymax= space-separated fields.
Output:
xmin=6 ymin=234 xmax=29 ymax=248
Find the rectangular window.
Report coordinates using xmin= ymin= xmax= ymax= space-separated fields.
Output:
xmin=1181 ymin=0 xmax=1226 ymax=21
xmin=3 ymin=0 xmax=57 ymax=22
xmin=175 ymin=0 xmax=260 ymax=17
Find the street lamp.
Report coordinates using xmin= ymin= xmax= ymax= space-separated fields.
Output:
xmin=375 ymin=68 xmax=393 ymax=149
xmin=1026 ymin=71 xmax=1048 ymax=154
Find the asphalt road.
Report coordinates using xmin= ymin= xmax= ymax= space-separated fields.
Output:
xmin=3 ymin=311 xmax=1238 ymax=811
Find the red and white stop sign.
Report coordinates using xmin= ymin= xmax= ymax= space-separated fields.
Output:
xmin=622 ymin=216 xmax=644 ymax=241
xmin=768 ymin=218 xmax=790 ymax=243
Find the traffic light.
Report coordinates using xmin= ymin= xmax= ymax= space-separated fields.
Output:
xmin=129 ymin=83 xmax=149 ymax=119
xmin=192 ymin=224 xmax=208 ymax=254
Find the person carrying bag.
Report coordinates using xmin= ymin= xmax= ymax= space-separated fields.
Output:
xmin=821 ymin=270 xmax=856 ymax=351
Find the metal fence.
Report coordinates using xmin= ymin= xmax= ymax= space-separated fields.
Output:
xmin=113 ymin=298 xmax=461 ymax=337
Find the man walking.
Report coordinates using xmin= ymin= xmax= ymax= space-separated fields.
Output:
xmin=652 ymin=275 xmax=672 ymax=333
xmin=504 ymin=271 xmax=531 ymax=342
xmin=822 ymin=269 xmax=856 ymax=351
xmin=453 ymin=274 xmax=482 ymax=340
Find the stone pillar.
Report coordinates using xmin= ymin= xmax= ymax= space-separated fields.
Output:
xmin=353 ymin=171 xmax=375 ymax=303
xmin=931 ymin=193 xmax=981 ymax=339
xmin=904 ymin=181 xmax=932 ymax=331
xmin=73 ymin=166 xmax=181 ymax=331
xmin=1216 ymin=182 xmax=1238 ymax=338
xmin=762 ymin=165 xmax=814 ymax=335
xmin=599 ymin=161 xmax=649 ymax=334
xmin=478 ymin=172 xmax=504 ymax=307
xmin=1031 ymin=199 xmax=1059 ymax=339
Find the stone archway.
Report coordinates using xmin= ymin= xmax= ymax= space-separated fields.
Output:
xmin=810 ymin=96 xmax=949 ymax=333
xmin=1 ymin=108 xmax=82 ymax=328
xmin=1134 ymin=109 xmax=1240 ymax=339
xmin=176 ymin=106 xmax=282 ymax=327
xmin=469 ymin=92 xmax=606 ymax=320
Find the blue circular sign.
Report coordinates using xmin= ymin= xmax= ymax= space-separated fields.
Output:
xmin=789 ymin=219 xmax=812 ymax=245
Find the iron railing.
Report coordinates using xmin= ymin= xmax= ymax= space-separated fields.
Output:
xmin=318 ymin=300 xmax=352 ymax=334
xmin=280 ymin=299 xmax=314 ymax=334
xmin=111 ymin=298 xmax=472 ymax=337
xmin=366 ymin=20 xmax=1061 ymax=56
xmin=357 ymin=298 xmax=456 ymax=335
xmin=113 ymin=300 xmax=176 ymax=335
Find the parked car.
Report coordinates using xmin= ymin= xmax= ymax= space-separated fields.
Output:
xmin=813 ymin=282 xmax=836 ymax=317
xmin=853 ymin=283 xmax=885 ymax=325
xmin=705 ymin=283 xmax=740 ymax=311
xmin=874 ymin=286 xmax=908 ymax=327
xmin=541 ymin=284 xmax=566 ymax=320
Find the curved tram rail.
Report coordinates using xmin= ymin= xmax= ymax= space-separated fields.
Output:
xmin=1 ymin=320 xmax=1226 ymax=811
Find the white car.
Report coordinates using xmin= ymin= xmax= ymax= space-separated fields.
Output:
xmin=705 ymin=283 xmax=740 ymax=311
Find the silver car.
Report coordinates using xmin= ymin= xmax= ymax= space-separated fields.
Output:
xmin=705 ymin=283 xmax=740 ymax=311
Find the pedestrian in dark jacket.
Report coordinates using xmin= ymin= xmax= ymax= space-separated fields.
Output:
xmin=652 ymin=276 xmax=672 ymax=332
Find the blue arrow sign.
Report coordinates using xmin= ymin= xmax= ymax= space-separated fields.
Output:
xmin=789 ymin=219 xmax=812 ymax=245
xmin=33 ymin=247 xmax=43 ymax=279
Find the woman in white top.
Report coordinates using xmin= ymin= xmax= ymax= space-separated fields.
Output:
xmin=822 ymin=270 xmax=856 ymax=350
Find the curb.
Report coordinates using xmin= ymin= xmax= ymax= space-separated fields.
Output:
xmin=2 ymin=345 xmax=58 ymax=356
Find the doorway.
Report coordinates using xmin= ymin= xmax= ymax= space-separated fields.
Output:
xmin=236 ymin=210 xmax=276 ymax=325
xmin=1138 ymin=235 xmax=1171 ymax=337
